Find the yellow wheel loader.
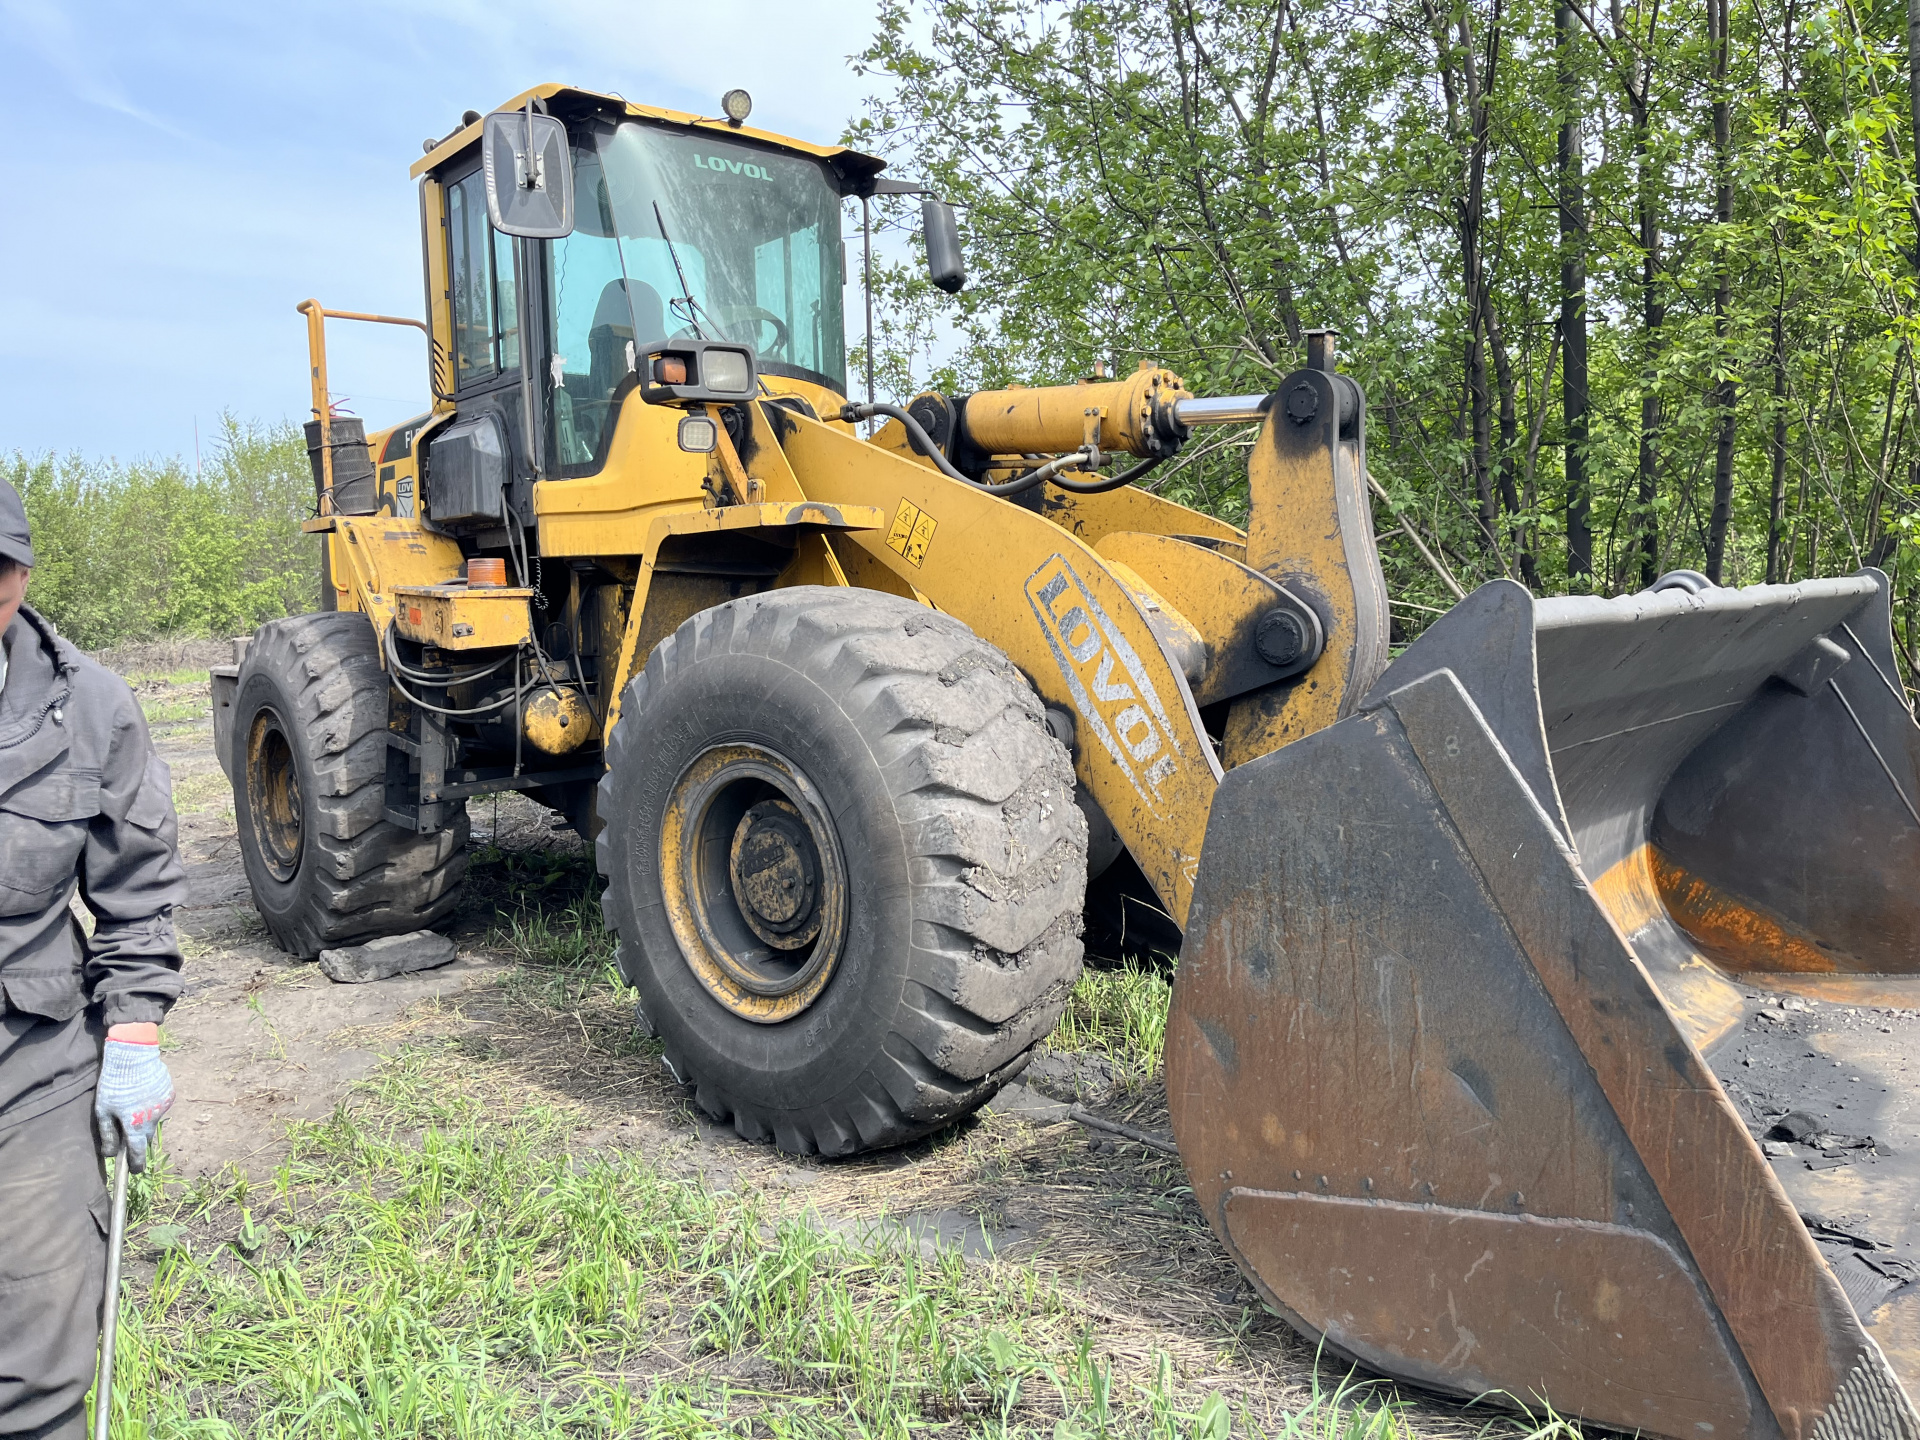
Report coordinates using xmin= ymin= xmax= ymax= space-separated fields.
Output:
xmin=211 ymin=84 xmax=1920 ymax=1439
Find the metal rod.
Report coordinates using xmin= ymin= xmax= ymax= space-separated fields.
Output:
xmin=93 ymin=1159 xmax=129 ymax=1440
xmin=1827 ymin=677 xmax=1920 ymax=827
xmin=862 ymin=195 xmax=875 ymax=418
xmin=1840 ymin=622 xmax=1917 ymax=715
xmin=1171 ymin=394 xmax=1272 ymax=426
xmin=304 ymin=307 xmax=430 ymax=332
xmin=297 ymin=300 xmax=334 ymax=515
xmin=515 ymin=236 xmax=540 ymax=479
xmin=295 ymin=301 xmax=433 ymax=519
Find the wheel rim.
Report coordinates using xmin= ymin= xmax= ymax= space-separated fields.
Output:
xmin=246 ymin=706 xmax=304 ymax=883
xmin=659 ymin=744 xmax=849 ymax=1024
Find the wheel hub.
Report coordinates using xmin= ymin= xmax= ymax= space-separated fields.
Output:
xmin=730 ymin=800 xmax=822 ymax=947
xmin=245 ymin=707 xmax=304 ymax=883
xmin=658 ymin=744 xmax=848 ymax=1023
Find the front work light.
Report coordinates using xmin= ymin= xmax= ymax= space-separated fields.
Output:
xmin=721 ymin=89 xmax=753 ymax=126
xmin=678 ymin=415 xmax=718 ymax=453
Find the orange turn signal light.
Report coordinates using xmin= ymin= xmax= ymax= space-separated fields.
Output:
xmin=653 ymin=355 xmax=689 ymax=385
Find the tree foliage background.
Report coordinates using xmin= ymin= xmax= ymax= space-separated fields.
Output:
xmin=4 ymin=419 xmax=317 ymax=649
xmin=848 ymin=0 xmax=1920 ymax=671
xmin=11 ymin=5 xmax=1920 ymax=665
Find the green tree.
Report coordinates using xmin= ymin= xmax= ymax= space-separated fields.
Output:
xmin=4 ymin=417 xmax=318 ymax=648
xmin=849 ymin=0 xmax=1920 ymax=679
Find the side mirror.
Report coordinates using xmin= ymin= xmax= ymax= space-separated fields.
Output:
xmin=483 ymin=105 xmax=574 ymax=238
xmin=922 ymin=199 xmax=966 ymax=294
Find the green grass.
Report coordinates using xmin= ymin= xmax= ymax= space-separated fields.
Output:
xmin=127 ymin=667 xmax=215 ymax=689
xmin=1049 ymin=963 xmax=1174 ymax=1092
xmin=125 ymin=668 xmax=215 ymax=726
xmin=140 ymin=696 xmax=209 ymax=725
xmin=101 ymin=835 xmax=1588 ymax=1437
xmin=476 ymin=841 xmax=1180 ymax=1096
xmin=171 ymin=771 xmax=235 ymax=817
xmin=470 ymin=843 xmax=632 ymax=1018
xmin=103 ymin=1061 xmax=1473 ymax=1438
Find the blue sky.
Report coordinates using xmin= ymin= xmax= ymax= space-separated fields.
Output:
xmin=0 ymin=0 xmax=897 ymax=462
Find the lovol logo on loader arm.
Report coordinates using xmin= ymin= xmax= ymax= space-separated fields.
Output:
xmin=1027 ymin=554 xmax=1183 ymax=815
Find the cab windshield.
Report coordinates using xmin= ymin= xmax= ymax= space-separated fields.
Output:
xmin=547 ymin=123 xmax=846 ymax=470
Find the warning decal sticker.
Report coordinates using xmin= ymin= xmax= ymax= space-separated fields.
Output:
xmin=885 ymin=497 xmax=938 ymax=567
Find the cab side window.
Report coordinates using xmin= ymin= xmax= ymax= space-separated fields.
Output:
xmin=448 ymin=169 xmax=519 ymax=387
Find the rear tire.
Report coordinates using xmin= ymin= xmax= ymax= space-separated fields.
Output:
xmin=597 ymin=587 xmax=1087 ymax=1155
xmin=233 ymin=613 xmax=469 ymax=958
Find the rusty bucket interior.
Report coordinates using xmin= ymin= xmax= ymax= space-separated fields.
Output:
xmin=1169 ymin=570 xmax=1920 ymax=1440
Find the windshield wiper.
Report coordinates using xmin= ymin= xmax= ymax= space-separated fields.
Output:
xmin=654 ymin=201 xmax=720 ymax=341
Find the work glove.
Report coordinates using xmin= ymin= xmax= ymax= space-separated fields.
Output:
xmin=94 ymin=1030 xmax=174 ymax=1173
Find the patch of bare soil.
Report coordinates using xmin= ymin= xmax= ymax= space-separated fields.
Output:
xmin=98 ymin=635 xmax=236 ymax=677
xmin=139 ymin=661 xmax=1524 ymax=1438
xmin=144 ymin=659 xmax=511 ymax=1178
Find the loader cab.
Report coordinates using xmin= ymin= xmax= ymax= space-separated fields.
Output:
xmin=417 ymin=89 xmax=871 ymax=506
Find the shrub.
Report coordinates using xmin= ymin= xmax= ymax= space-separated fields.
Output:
xmin=4 ymin=417 xmax=318 ymax=648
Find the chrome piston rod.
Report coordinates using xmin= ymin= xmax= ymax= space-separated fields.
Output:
xmin=1173 ymin=395 xmax=1272 ymax=426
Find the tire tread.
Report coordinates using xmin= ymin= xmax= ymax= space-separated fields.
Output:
xmin=599 ymin=587 xmax=1086 ymax=1154
xmin=236 ymin=613 xmax=469 ymax=957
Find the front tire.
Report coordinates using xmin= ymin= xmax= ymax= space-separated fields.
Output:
xmin=233 ymin=613 xmax=469 ymax=958
xmin=598 ymin=587 xmax=1088 ymax=1155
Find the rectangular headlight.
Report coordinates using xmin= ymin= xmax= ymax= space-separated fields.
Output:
xmin=638 ymin=340 xmax=759 ymax=408
xmin=701 ymin=348 xmax=752 ymax=394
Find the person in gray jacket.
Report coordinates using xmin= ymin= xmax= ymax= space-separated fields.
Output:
xmin=0 ymin=478 xmax=185 ymax=1440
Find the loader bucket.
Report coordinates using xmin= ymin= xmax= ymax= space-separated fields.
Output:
xmin=1168 ymin=570 xmax=1920 ymax=1440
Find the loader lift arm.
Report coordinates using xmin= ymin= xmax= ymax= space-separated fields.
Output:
xmin=733 ymin=339 xmax=1388 ymax=929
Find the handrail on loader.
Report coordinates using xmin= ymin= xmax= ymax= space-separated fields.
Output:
xmin=294 ymin=300 xmax=431 ymax=516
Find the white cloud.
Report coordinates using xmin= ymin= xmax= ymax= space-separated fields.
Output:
xmin=0 ymin=0 xmax=192 ymax=138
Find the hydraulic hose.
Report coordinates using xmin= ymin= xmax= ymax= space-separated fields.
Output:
xmin=979 ymin=448 xmax=1169 ymax=498
xmin=383 ymin=624 xmax=531 ymax=718
xmin=976 ymin=448 xmax=1097 ymax=496
xmin=1046 ymin=455 xmax=1166 ymax=495
xmin=838 ymin=402 xmax=977 ymax=485
xmin=383 ymin=644 xmax=517 ymax=688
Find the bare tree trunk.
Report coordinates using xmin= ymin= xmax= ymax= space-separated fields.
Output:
xmin=1766 ymin=0 xmax=1796 ymax=583
xmin=1488 ymin=306 xmax=1539 ymax=587
xmin=1634 ymin=100 xmax=1663 ymax=588
xmin=1906 ymin=587 xmax=1919 ymax=692
xmin=1910 ymin=0 xmax=1920 ymax=248
xmin=1768 ymin=307 xmax=1791 ymax=581
xmin=1470 ymin=319 xmax=1497 ymax=555
xmin=1557 ymin=0 xmax=1592 ymax=585
xmin=1459 ymin=5 xmax=1504 ymax=560
xmin=1169 ymin=10 xmax=1296 ymax=361
xmin=1705 ymin=0 xmax=1738 ymax=581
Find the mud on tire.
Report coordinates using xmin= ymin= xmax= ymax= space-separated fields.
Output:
xmin=597 ymin=587 xmax=1088 ymax=1156
xmin=233 ymin=612 xmax=469 ymax=958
